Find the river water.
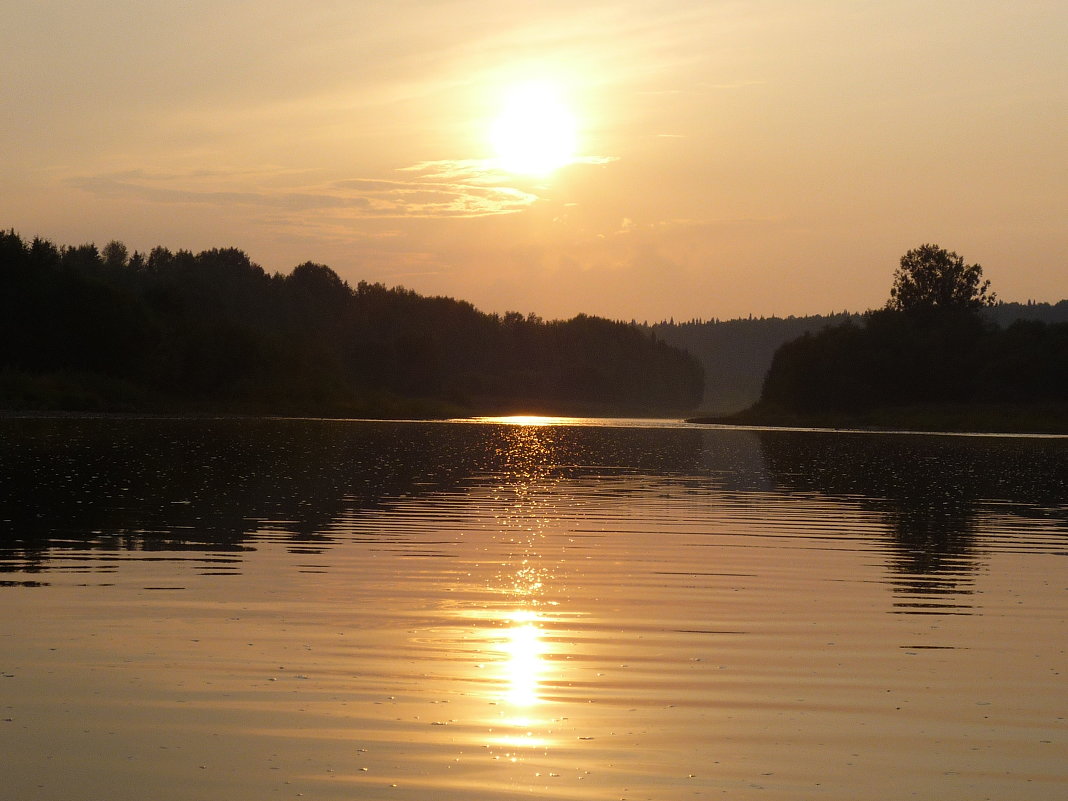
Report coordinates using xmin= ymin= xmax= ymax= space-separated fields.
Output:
xmin=1 ymin=416 xmax=1065 ymax=800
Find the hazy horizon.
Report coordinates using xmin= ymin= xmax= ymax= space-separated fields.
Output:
xmin=4 ymin=1 xmax=1065 ymax=322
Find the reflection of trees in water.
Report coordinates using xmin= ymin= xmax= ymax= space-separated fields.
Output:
xmin=757 ymin=430 xmax=1068 ymax=610
xmin=0 ymin=419 xmax=708 ymax=573
xmin=7 ymin=416 xmax=1062 ymax=602
xmin=0 ymin=418 xmax=497 ymax=571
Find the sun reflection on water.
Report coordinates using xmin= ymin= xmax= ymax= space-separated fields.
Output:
xmin=480 ymin=606 xmax=558 ymax=751
xmin=502 ymin=610 xmax=543 ymax=709
xmin=475 ymin=423 xmax=566 ymax=751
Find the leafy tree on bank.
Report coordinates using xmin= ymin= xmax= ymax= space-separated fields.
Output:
xmin=887 ymin=243 xmax=996 ymax=313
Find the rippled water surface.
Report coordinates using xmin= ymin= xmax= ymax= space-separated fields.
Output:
xmin=1 ymin=417 xmax=1066 ymax=800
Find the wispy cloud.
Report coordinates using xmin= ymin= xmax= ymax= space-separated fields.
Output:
xmin=70 ymin=154 xmax=618 ymax=222
xmin=400 ymin=156 xmax=616 ymax=183
xmin=69 ymin=162 xmax=551 ymax=220
xmin=335 ymin=161 xmax=540 ymax=217
xmin=70 ymin=174 xmax=364 ymax=212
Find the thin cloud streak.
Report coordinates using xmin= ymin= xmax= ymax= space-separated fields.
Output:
xmin=70 ymin=152 xmax=620 ymax=224
xmin=70 ymin=166 xmax=546 ymax=220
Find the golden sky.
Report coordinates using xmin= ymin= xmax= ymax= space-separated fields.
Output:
xmin=3 ymin=1 xmax=1065 ymax=321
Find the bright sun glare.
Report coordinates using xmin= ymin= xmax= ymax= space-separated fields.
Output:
xmin=491 ymin=82 xmax=577 ymax=176
xmin=504 ymin=620 xmax=542 ymax=707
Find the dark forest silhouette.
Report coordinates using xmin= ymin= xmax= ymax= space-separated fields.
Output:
xmin=654 ymin=301 xmax=1068 ymax=414
xmin=0 ymin=231 xmax=703 ymax=416
xmin=691 ymin=245 xmax=1068 ymax=432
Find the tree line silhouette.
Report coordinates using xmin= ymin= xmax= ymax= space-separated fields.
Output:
xmin=754 ymin=245 xmax=1068 ymax=427
xmin=0 ymin=231 xmax=703 ymax=415
xmin=655 ymin=247 xmax=1067 ymax=424
xmin=654 ymin=304 xmax=1068 ymax=415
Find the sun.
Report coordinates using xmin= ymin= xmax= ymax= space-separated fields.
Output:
xmin=490 ymin=82 xmax=577 ymax=176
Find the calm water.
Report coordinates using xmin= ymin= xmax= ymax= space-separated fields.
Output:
xmin=1 ymin=417 xmax=1066 ymax=801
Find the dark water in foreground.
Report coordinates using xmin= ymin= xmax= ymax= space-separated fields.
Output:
xmin=1 ymin=417 xmax=1066 ymax=800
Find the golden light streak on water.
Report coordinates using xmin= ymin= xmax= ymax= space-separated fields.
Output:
xmin=467 ymin=415 xmax=580 ymax=426
xmin=502 ymin=615 xmax=542 ymax=709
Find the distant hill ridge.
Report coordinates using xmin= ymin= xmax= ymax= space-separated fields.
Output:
xmin=651 ymin=301 xmax=1068 ymax=414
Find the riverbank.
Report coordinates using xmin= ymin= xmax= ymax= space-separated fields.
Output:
xmin=0 ymin=369 xmax=469 ymax=420
xmin=689 ymin=401 xmax=1068 ymax=435
xmin=0 ymin=370 xmax=689 ymax=421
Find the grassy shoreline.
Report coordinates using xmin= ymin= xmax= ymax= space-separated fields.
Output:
xmin=688 ymin=402 xmax=1068 ymax=435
